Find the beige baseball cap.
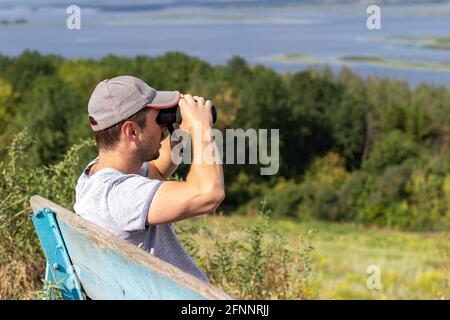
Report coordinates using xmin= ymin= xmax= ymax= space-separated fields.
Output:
xmin=88 ymin=75 xmax=180 ymax=131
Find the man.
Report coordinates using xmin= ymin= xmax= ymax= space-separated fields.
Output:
xmin=74 ymin=75 xmax=225 ymax=282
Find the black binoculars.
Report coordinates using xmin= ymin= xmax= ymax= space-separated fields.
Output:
xmin=156 ymin=105 xmax=217 ymax=134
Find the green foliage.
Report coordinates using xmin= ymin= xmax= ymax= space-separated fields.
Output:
xmin=0 ymin=50 xmax=449 ymax=231
xmin=336 ymin=171 xmax=372 ymax=221
xmin=0 ymin=78 xmax=19 ymax=158
xmin=282 ymin=69 xmax=338 ymax=175
xmin=226 ymin=171 xmax=268 ymax=208
xmin=331 ymin=91 xmax=367 ymax=169
xmin=436 ymin=232 xmax=450 ymax=300
xmin=1 ymin=132 xmax=315 ymax=299
xmin=0 ymin=48 xmax=448 ymax=300
xmin=136 ymin=51 xmax=213 ymax=92
xmin=0 ymin=79 xmax=17 ymax=130
xmin=36 ymin=279 xmax=63 ymax=300
xmin=333 ymin=154 xmax=449 ymax=230
xmin=179 ymin=214 xmax=447 ymax=300
xmin=259 ymin=149 xmax=450 ymax=231
xmin=0 ymin=50 xmax=63 ymax=93
xmin=264 ymin=179 xmax=304 ymax=218
xmin=259 ymin=153 xmax=349 ymax=221
xmin=0 ymin=131 xmax=95 ymax=299
xmin=12 ymin=76 xmax=86 ymax=166
xmin=177 ymin=201 xmax=316 ymax=299
xmin=363 ymin=130 xmax=422 ymax=174
xmin=58 ymin=59 xmax=115 ymax=103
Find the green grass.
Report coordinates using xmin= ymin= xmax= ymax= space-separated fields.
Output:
xmin=178 ymin=214 xmax=449 ymax=300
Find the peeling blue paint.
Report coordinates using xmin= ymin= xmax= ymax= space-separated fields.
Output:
xmin=32 ymin=207 xmax=211 ymax=300
xmin=32 ymin=209 xmax=85 ymax=300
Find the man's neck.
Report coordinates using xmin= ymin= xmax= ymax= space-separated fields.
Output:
xmin=96 ymin=150 xmax=143 ymax=175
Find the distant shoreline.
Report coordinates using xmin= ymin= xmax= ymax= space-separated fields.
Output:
xmin=259 ymin=53 xmax=450 ymax=74
xmin=0 ymin=18 xmax=27 ymax=26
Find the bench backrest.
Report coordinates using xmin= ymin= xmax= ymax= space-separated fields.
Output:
xmin=30 ymin=195 xmax=231 ymax=300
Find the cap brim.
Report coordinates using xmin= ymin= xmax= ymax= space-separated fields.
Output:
xmin=146 ymin=91 xmax=180 ymax=109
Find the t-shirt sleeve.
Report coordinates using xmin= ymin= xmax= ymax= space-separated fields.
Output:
xmin=107 ymin=174 xmax=163 ymax=232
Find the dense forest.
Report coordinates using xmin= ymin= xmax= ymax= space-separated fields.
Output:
xmin=0 ymin=50 xmax=449 ymax=231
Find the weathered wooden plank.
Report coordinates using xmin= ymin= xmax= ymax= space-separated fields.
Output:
xmin=30 ymin=195 xmax=233 ymax=300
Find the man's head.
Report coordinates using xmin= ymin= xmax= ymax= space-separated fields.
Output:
xmin=88 ymin=76 xmax=180 ymax=161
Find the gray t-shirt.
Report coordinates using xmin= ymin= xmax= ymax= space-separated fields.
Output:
xmin=73 ymin=158 xmax=208 ymax=282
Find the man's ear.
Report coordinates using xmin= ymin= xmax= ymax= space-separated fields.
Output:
xmin=122 ymin=121 xmax=138 ymax=139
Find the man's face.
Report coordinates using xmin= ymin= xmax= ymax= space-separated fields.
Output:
xmin=136 ymin=109 xmax=167 ymax=162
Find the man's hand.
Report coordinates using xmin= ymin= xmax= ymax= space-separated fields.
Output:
xmin=149 ymin=94 xmax=213 ymax=180
xmin=178 ymin=94 xmax=213 ymax=132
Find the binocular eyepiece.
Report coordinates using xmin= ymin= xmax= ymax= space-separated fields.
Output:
xmin=156 ymin=105 xmax=217 ymax=134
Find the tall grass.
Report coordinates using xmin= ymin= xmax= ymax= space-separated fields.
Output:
xmin=0 ymin=130 xmax=94 ymax=299
xmin=436 ymin=232 xmax=450 ymax=300
xmin=177 ymin=201 xmax=316 ymax=299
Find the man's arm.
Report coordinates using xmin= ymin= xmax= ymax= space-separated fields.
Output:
xmin=148 ymin=135 xmax=180 ymax=180
xmin=146 ymin=94 xmax=225 ymax=225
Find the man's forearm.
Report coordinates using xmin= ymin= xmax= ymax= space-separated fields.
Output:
xmin=149 ymin=136 xmax=179 ymax=179
xmin=150 ymin=126 xmax=224 ymax=194
xmin=187 ymin=124 xmax=224 ymax=194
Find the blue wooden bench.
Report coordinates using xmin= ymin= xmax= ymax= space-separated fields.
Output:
xmin=30 ymin=195 xmax=232 ymax=300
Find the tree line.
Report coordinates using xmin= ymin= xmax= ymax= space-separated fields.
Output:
xmin=0 ymin=50 xmax=449 ymax=230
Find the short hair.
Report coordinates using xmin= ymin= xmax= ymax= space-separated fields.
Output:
xmin=92 ymin=107 xmax=152 ymax=151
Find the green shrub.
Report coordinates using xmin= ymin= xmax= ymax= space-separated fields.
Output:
xmin=336 ymin=171 xmax=372 ymax=221
xmin=363 ymin=130 xmax=422 ymax=174
xmin=177 ymin=200 xmax=316 ymax=299
xmin=0 ymin=130 xmax=95 ymax=299
xmin=264 ymin=179 xmax=304 ymax=218
xmin=226 ymin=171 xmax=269 ymax=209
xmin=296 ymin=153 xmax=349 ymax=220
